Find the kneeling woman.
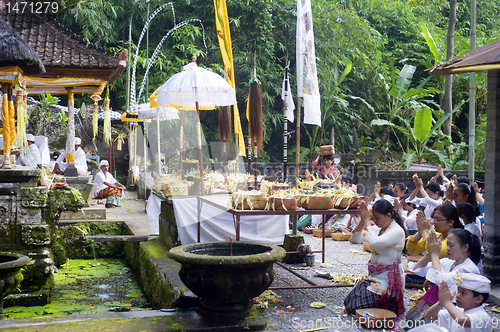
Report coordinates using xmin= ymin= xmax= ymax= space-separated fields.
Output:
xmin=94 ymin=160 xmax=126 ymax=208
xmin=344 ymin=200 xmax=406 ymax=316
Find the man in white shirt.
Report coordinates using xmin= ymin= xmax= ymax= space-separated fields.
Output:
xmin=53 ymin=137 xmax=88 ymax=175
xmin=17 ymin=134 xmax=41 ymax=167
xmin=94 ymin=160 xmax=126 ymax=208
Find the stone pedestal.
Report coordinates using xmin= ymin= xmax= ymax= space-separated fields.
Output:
xmin=282 ymin=234 xmax=305 ymax=264
xmin=0 ymin=168 xmax=85 ymax=306
xmin=159 ymin=198 xmax=181 ymax=250
xmin=484 ymin=69 xmax=500 ymax=284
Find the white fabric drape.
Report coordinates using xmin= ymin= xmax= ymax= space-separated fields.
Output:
xmin=296 ymin=0 xmax=321 ymax=126
xmin=146 ymin=194 xmax=288 ymax=244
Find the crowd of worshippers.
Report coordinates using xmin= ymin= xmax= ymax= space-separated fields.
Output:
xmin=299 ymin=162 xmax=492 ymax=331
xmin=15 ymin=135 xmax=126 ymax=209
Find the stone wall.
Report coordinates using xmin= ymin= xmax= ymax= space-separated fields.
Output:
xmin=483 ymin=69 xmax=500 ymax=284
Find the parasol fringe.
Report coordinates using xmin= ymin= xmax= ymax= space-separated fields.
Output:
xmin=248 ymin=81 xmax=263 ymax=153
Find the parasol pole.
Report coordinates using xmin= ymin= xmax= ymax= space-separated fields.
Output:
xmin=254 ymin=137 xmax=257 ymax=188
xmin=180 ymin=109 xmax=184 ymax=179
xmin=143 ymin=122 xmax=147 ymax=198
xmin=295 ymin=97 xmax=301 ymax=181
xmin=157 ymin=108 xmax=161 ymax=174
xmin=247 ymin=134 xmax=252 ymax=175
xmin=196 ymin=100 xmax=205 ymax=196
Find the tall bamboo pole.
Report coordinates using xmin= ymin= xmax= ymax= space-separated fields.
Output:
xmin=295 ymin=97 xmax=302 ymax=180
xmin=468 ymin=0 xmax=476 ymax=183
xmin=283 ymin=64 xmax=289 ymax=182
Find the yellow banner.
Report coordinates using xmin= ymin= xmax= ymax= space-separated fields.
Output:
xmin=214 ymin=0 xmax=246 ymax=156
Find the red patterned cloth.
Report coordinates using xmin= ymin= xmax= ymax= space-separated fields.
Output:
xmin=368 ymin=259 xmax=404 ymax=315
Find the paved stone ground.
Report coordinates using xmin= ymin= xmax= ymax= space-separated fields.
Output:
xmin=261 ymin=230 xmax=500 ymax=332
xmin=5 ymin=192 xmax=496 ymax=331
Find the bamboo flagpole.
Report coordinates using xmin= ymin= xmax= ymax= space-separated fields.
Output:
xmin=283 ymin=65 xmax=289 ymax=182
xmin=282 ymin=60 xmax=295 ymax=182
xmin=296 ymin=0 xmax=322 ymax=181
xmin=295 ymin=98 xmax=301 ymax=179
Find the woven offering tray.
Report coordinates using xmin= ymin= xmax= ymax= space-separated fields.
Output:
xmin=231 ymin=191 xmax=267 ymax=210
xmin=266 ymin=196 xmax=297 ymax=211
xmin=301 ymin=226 xmax=314 ymax=234
xmin=319 ymin=145 xmax=334 ymax=156
xmin=313 ymin=228 xmax=333 ymax=238
xmin=331 ymin=233 xmax=351 ymax=241
xmin=300 ymin=195 xmax=333 ymax=210
xmin=355 ymin=308 xmax=397 ymax=329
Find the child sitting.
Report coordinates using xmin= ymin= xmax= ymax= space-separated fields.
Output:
xmin=394 ymin=193 xmax=418 ymax=235
xmin=456 ymin=202 xmax=482 ymax=244
xmin=331 ymin=213 xmax=360 ymax=235
xmin=424 ymin=273 xmax=492 ymax=331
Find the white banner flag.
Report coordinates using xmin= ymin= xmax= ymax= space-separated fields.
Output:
xmin=296 ymin=0 xmax=321 ymax=126
xmin=282 ymin=62 xmax=295 ymax=123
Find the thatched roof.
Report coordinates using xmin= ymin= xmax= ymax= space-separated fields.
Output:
xmin=429 ymin=39 xmax=500 ymax=76
xmin=0 ymin=20 xmax=45 ymax=75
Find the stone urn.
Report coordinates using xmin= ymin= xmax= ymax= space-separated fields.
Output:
xmin=169 ymin=241 xmax=285 ymax=320
xmin=0 ymin=253 xmax=31 ymax=313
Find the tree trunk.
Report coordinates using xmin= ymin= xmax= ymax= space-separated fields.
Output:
xmin=444 ymin=0 xmax=457 ymax=136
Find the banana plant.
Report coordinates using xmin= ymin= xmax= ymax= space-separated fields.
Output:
xmin=406 ymin=101 xmax=464 ymax=168
xmin=370 ymin=62 xmax=439 ymax=152
xmin=301 ymin=58 xmax=375 ymax=157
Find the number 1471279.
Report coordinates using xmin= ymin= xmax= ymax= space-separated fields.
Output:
xmin=4 ymin=1 xmax=59 ymax=14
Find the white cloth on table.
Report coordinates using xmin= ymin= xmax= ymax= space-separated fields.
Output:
xmin=146 ymin=193 xmax=161 ymax=235
xmin=437 ymin=305 xmax=492 ymax=332
xmin=409 ymin=196 xmax=443 ymax=220
xmin=17 ymin=143 xmax=41 ymax=167
xmin=55 ymin=147 xmax=88 ymax=175
xmin=170 ymin=196 xmax=288 ymax=245
xmin=93 ymin=170 xmax=117 ymax=197
xmin=350 ymin=220 xmax=405 ymax=295
xmin=409 ymin=257 xmax=479 ymax=301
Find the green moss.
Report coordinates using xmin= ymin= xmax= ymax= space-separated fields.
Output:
xmin=57 ymin=222 xmax=126 ymax=259
xmin=142 ymin=238 xmax=169 ymax=260
xmin=123 ymin=240 xmax=182 ymax=309
xmin=52 ymin=242 xmax=67 ymax=267
xmin=1 ymin=259 xmax=151 ymax=320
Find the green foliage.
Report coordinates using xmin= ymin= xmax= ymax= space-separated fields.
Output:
xmin=41 ymin=0 xmax=498 ymax=168
xmin=413 ymin=106 xmax=432 ymax=142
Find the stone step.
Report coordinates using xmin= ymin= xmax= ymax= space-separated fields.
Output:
xmin=59 ymin=206 xmax=106 ymax=220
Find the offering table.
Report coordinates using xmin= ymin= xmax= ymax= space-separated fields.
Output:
xmin=197 ymin=194 xmax=359 ymax=263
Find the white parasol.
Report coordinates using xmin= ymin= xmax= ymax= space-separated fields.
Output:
xmin=136 ymin=102 xmax=179 ymax=176
xmin=155 ymin=58 xmax=236 ymax=195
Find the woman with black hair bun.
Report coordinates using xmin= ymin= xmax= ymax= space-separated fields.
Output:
xmin=406 ymin=228 xmax=481 ymax=323
xmin=408 ymin=175 xmax=443 ymax=220
xmin=456 ymin=202 xmax=482 ymax=244
xmin=392 ymin=183 xmax=408 ymax=198
xmin=344 ymin=200 xmax=406 ymax=315
xmin=394 ymin=193 xmax=418 ymax=235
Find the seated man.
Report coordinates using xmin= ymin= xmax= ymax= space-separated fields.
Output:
xmin=94 ymin=160 xmax=126 ymax=208
xmin=53 ymin=137 xmax=88 ymax=175
xmin=17 ymin=133 xmax=41 ymax=167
